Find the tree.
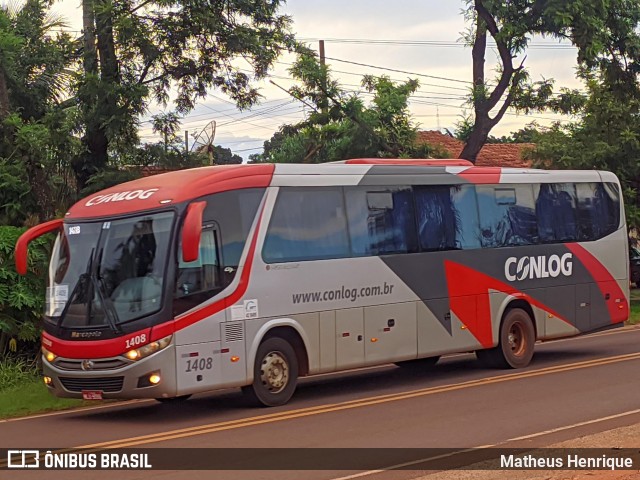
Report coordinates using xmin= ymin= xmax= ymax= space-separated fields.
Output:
xmin=459 ymin=0 xmax=640 ymax=162
xmin=529 ymin=77 xmax=640 ymax=229
xmin=254 ymin=52 xmax=440 ymax=163
xmin=211 ymin=145 xmax=242 ymax=165
xmin=0 ymin=0 xmax=78 ymax=226
xmin=0 ymin=227 xmax=50 ymax=356
xmin=74 ymin=0 xmax=295 ymax=189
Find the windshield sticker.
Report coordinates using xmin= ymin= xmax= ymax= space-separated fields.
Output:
xmin=68 ymin=226 xmax=81 ymax=235
xmin=53 ymin=285 xmax=69 ymax=301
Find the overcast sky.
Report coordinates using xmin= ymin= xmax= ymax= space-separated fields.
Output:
xmin=52 ymin=0 xmax=583 ymax=159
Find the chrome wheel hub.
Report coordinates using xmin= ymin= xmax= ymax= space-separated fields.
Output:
xmin=260 ymin=351 xmax=289 ymax=393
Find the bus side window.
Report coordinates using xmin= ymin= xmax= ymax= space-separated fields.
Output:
xmin=176 ymin=226 xmax=221 ymax=298
xmin=345 ymin=186 xmax=418 ymax=256
xmin=534 ymin=183 xmax=578 ymax=242
xmin=477 ymin=185 xmax=537 ymax=247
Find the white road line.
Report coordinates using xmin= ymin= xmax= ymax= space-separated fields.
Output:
xmin=327 ymin=408 xmax=640 ymax=480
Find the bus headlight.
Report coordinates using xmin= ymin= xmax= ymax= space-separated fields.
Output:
xmin=124 ymin=335 xmax=172 ymax=361
xmin=42 ymin=347 xmax=56 ymax=363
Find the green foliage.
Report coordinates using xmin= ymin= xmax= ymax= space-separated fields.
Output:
xmin=459 ymin=0 xmax=640 ymax=161
xmin=0 ymin=226 xmax=50 ymax=357
xmin=528 ymin=78 xmax=640 ymax=229
xmin=255 ymin=52 xmax=438 ymax=164
xmin=74 ymin=0 xmax=295 ymax=188
xmin=0 ymin=357 xmax=38 ymax=391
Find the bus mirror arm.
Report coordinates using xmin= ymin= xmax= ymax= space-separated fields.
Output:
xmin=14 ymin=218 xmax=63 ymax=276
xmin=182 ymin=201 xmax=207 ymax=263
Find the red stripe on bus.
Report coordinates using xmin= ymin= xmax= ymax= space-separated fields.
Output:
xmin=445 ymin=260 xmax=572 ymax=348
xmin=43 ymin=328 xmax=152 ymax=359
xmin=456 ymin=167 xmax=502 ymax=184
xmin=565 ymin=243 xmax=629 ymax=324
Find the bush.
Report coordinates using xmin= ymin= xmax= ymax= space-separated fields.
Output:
xmin=0 ymin=357 xmax=39 ymax=391
xmin=0 ymin=226 xmax=50 ymax=357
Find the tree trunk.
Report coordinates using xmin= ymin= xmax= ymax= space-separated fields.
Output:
xmin=460 ymin=124 xmax=491 ymax=162
xmin=460 ymin=1 xmax=520 ymax=163
xmin=73 ymin=0 xmax=103 ymax=190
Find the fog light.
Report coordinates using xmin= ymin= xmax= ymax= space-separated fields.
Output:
xmin=43 ymin=376 xmax=52 ymax=386
xmin=149 ymin=373 xmax=161 ymax=385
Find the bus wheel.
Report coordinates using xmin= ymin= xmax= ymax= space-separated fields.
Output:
xmin=155 ymin=394 xmax=192 ymax=403
xmin=243 ymin=337 xmax=298 ymax=407
xmin=394 ymin=356 xmax=440 ymax=368
xmin=476 ymin=308 xmax=535 ymax=369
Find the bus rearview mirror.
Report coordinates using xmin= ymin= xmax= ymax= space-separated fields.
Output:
xmin=181 ymin=201 xmax=207 ymax=263
xmin=15 ymin=218 xmax=63 ymax=275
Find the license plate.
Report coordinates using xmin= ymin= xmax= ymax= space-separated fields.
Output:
xmin=82 ymin=390 xmax=103 ymax=400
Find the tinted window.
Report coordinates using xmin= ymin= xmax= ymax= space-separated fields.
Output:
xmin=345 ymin=186 xmax=418 ymax=256
xmin=176 ymin=227 xmax=221 ymax=298
xmin=263 ymin=187 xmax=350 ymax=262
xmin=174 ymin=189 xmax=264 ymax=316
xmin=535 ymin=183 xmax=578 ymax=242
xmin=414 ymin=185 xmax=480 ymax=250
xmin=575 ymin=182 xmax=620 ymax=240
xmin=203 ymin=188 xmax=265 ymax=268
xmin=477 ymin=185 xmax=537 ymax=247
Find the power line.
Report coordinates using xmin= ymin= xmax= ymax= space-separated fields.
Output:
xmin=298 ymin=37 xmax=576 ymax=50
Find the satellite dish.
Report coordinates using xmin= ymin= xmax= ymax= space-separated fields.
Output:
xmin=190 ymin=120 xmax=217 ymax=165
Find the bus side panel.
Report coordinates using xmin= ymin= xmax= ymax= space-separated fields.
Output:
xmin=417 ymin=299 xmax=480 ymax=357
xmin=364 ymin=302 xmax=416 ymax=365
xmin=319 ymin=310 xmax=337 ymax=373
xmin=175 ymin=341 xmax=222 ymax=393
xmin=336 ymin=308 xmax=365 ymax=369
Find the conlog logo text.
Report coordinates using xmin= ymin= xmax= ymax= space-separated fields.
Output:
xmin=85 ymin=189 xmax=159 ymax=206
xmin=504 ymin=253 xmax=573 ymax=282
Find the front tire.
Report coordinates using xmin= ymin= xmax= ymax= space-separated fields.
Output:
xmin=243 ymin=337 xmax=298 ymax=407
xmin=476 ymin=308 xmax=535 ymax=369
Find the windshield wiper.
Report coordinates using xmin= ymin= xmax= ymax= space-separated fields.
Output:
xmin=94 ymin=246 xmax=122 ymax=334
xmin=56 ymin=249 xmax=94 ymax=328
xmin=92 ymin=275 xmax=121 ymax=334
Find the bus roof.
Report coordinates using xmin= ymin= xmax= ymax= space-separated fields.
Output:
xmin=65 ymin=161 xmax=614 ymax=220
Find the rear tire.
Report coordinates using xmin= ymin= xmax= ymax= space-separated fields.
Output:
xmin=243 ymin=337 xmax=298 ymax=407
xmin=476 ymin=308 xmax=535 ymax=369
xmin=394 ymin=356 xmax=440 ymax=368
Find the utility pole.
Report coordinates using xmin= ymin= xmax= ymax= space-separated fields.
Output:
xmin=319 ymin=40 xmax=328 ymax=117
xmin=184 ymin=130 xmax=189 ymax=161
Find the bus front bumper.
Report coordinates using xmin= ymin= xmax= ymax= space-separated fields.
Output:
xmin=42 ymin=345 xmax=178 ymax=400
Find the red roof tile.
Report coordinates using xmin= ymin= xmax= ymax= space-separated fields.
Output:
xmin=417 ymin=130 xmax=533 ymax=168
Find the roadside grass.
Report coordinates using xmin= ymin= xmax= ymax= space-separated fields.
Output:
xmin=0 ymin=377 xmax=84 ymax=419
xmin=629 ymin=288 xmax=640 ymax=325
xmin=0 ymin=358 xmax=84 ymax=419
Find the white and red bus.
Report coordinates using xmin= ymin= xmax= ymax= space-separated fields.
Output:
xmin=15 ymin=160 xmax=629 ymax=406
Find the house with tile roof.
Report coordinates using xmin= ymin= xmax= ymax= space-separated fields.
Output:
xmin=418 ymin=130 xmax=534 ymax=168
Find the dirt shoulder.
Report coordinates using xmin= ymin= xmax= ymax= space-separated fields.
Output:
xmin=418 ymin=422 xmax=640 ymax=480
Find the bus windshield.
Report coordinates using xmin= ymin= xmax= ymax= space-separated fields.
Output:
xmin=46 ymin=212 xmax=174 ymax=328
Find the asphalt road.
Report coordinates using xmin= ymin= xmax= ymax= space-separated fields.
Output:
xmin=2 ymin=325 xmax=640 ymax=480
